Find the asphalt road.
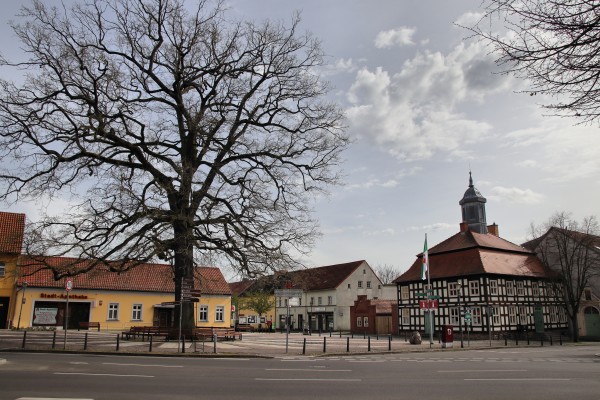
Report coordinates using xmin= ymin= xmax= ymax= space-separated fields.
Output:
xmin=0 ymin=346 xmax=598 ymax=400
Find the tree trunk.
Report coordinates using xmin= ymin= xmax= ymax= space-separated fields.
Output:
xmin=570 ymin=313 xmax=580 ymax=342
xmin=172 ymin=220 xmax=196 ymax=335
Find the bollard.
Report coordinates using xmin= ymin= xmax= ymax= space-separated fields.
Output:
xmin=84 ymin=333 xmax=88 ymax=350
xmin=22 ymin=331 xmax=27 ymax=349
xmin=323 ymin=337 xmax=327 ymax=353
xmin=346 ymin=337 xmax=350 ymax=352
xmin=505 ymin=335 xmax=507 ymax=346
xmin=52 ymin=331 xmax=57 ymax=349
xmin=149 ymin=335 xmax=153 ymax=352
xmin=116 ymin=334 xmax=120 ymax=351
xmin=303 ymin=338 xmax=306 ymax=355
xmin=516 ymin=335 xmax=518 ymax=346
xmin=368 ymin=336 xmax=371 ymax=352
xmin=213 ymin=334 xmax=217 ymax=354
xmin=559 ymin=333 xmax=563 ymax=345
xmin=351 ymin=332 xmax=354 ymax=339
xmin=527 ymin=332 xmax=530 ymax=345
xmin=541 ymin=336 xmax=544 ymax=347
xmin=550 ymin=335 xmax=553 ymax=346
xmin=339 ymin=330 xmax=342 ymax=338
xmin=330 ymin=330 xmax=332 ymax=338
xmin=363 ymin=331 xmax=366 ymax=339
xmin=376 ymin=333 xmax=379 ymax=340
xmin=388 ymin=335 xmax=391 ymax=351
xmin=182 ymin=336 xmax=186 ymax=354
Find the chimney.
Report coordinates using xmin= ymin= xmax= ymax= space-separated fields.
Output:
xmin=487 ymin=223 xmax=499 ymax=237
xmin=460 ymin=222 xmax=469 ymax=232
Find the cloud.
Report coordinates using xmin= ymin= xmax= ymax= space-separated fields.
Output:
xmin=403 ymin=223 xmax=455 ymax=232
xmin=322 ymin=57 xmax=359 ymax=76
xmin=374 ymin=27 xmax=416 ymax=48
xmin=345 ymin=40 xmax=511 ymax=161
xmin=455 ymin=12 xmax=484 ymax=29
xmin=488 ymin=186 xmax=545 ymax=204
xmin=345 ymin=177 xmax=399 ymax=191
xmin=364 ymin=228 xmax=396 ymax=237
xmin=517 ymin=159 xmax=538 ymax=168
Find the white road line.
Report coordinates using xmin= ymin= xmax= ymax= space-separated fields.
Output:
xmin=265 ymin=369 xmax=352 ymax=372
xmin=102 ymin=362 xmax=183 ymax=368
xmin=464 ymin=378 xmax=570 ymax=381
xmin=256 ymin=378 xmax=361 ymax=382
xmin=17 ymin=398 xmax=94 ymax=400
xmin=438 ymin=369 xmax=527 ymax=373
xmin=54 ymin=372 xmax=154 ymax=378
xmin=348 ymin=360 xmax=386 ymax=363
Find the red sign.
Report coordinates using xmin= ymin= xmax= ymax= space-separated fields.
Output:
xmin=419 ymin=299 xmax=438 ymax=309
xmin=65 ymin=278 xmax=73 ymax=292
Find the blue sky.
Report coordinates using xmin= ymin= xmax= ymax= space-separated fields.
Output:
xmin=2 ymin=1 xmax=599 ymax=279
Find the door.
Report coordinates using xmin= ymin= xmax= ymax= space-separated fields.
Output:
xmin=534 ymin=306 xmax=544 ymax=333
xmin=297 ymin=314 xmax=303 ymax=332
xmin=0 ymin=297 xmax=9 ymax=329
xmin=584 ymin=307 xmax=600 ymax=337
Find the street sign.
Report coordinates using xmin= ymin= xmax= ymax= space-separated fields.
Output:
xmin=65 ymin=278 xmax=73 ymax=292
xmin=419 ymin=299 xmax=439 ymax=309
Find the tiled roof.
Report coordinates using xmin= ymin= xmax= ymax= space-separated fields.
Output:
xmin=395 ymin=231 xmax=552 ymax=283
xmin=0 ymin=212 xmax=25 ymax=254
xmin=17 ymin=255 xmax=231 ymax=295
xmin=285 ymin=260 xmax=367 ymax=291
xmin=522 ymin=227 xmax=600 ymax=252
xmin=229 ymin=280 xmax=257 ymax=296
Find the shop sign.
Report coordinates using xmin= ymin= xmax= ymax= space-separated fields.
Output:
xmin=40 ymin=293 xmax=88 ymax=299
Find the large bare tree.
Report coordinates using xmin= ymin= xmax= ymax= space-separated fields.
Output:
xmin=0 ymin=0 xmax=348 ymax=329
xmin=524 ymin=212 xmax=600 ymax=341
xmin=468 ymin=0 xmax=600 ymax=123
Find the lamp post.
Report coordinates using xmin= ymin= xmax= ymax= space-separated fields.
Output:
xmin=16 ymin=282 xmax=27 ymax=330
xmin=458 ymin=283 xmax=464 ymax=348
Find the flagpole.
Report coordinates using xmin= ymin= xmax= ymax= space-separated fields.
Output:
xmin=426 ymin=234 xmax=434 ymax=346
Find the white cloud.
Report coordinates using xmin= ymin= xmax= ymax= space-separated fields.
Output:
xmin=488 ymin=186 xmax=545 ymax=204
xmin=345 ymin=177 xmax=399 ymax=191
xmin=403 ymin=223 xmax=455 ymax=232
xmin=517 ymin=160 xmax=538 ymax=168
xmin=374 ymin=27 xmax=416 ymax=48
xmin=454 ymin=12 xmax=484 ymax=29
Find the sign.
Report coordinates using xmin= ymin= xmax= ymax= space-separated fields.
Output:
xmin=231 ymin=305 xmax=236 ymax=312
xmin=274 ymin=289 xmax=303 ymax=298
xmin=419 ymin=299 xmax=439 ymax=309
xmin=65 ymin=278 xmax=73 ymax=292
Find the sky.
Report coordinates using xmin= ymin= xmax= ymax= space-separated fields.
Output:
xmin=1 ymin=1 xmax=599 ymax=280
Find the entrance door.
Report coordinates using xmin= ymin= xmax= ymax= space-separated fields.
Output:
xmin=534 ymin=306 xmax=544 ymax=333
xmin=584 ymin=307 xmax=600 ymax=338
xmin=0 ymin=297 xmax=9 ymax=329
xmin=297 ymin=314 xmax=303 ymax=332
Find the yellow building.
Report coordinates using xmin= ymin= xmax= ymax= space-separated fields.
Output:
xmin=0 ymin=212 xmax=25 ymax=329
xmin=0 ymin=211 xmax=232 ymax=331
xmin=230 ymin=279 xmax=276 ymax=331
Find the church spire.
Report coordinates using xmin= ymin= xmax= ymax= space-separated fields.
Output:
xmin=459 ymin=171 xmax=488 ymax=234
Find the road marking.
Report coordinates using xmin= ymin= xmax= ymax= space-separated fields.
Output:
xmin=464 ymin=378 xmax=570 ymax=381
xmin=54 ymin=372 xmax=154 ymax=378
xmin=102 ymin=362 xmax=183 ymax=368
xmin=265 ymin=369 xmax=352 ymax=372
xmin=69 ymin=362 xmax=89 ymax=365
xmin=439 ymin=369 xmax=527 ymax=373
xmin=17 ymin=398 xmax=94 ymax=400
xmin=256 ymin=378 xmax=361 ymax=382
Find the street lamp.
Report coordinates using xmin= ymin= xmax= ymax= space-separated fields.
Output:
xmin=457 ymin=283 xmax=464 ymax=348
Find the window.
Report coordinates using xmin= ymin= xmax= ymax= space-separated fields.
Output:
xmin=310 ymin=297 xmax=314 ymax=305
xmin=517 ymin=281 xmax=524 ymax=296
xmin=400 ymin=286 xmax=409 ymax=300
xmin=348 ymin=283 xmax=351 ymax=289
xmin=318 ymin=297 xmax=322 ymax=305
xmin=363 ymin=269 xmax=366 ymax=274
xmin=401 ymin=308 xmax=410 ymax=325
xmin=559 ymin=307 xmax=567 ymax=322
xmin=508 ymin=306 xmax=517 ymax=324
xmin=532 ymin=282 xmax=539 ymax=297
xmin=547 ymin=285 xmax=554 ymax=297
xmin=584 ymin=289 xmax=592 ymax=301
xmin=199 ymin=305 xmax=208 ymax=321
xmin=469 ymin=281 xmax=480 ymax=296
xmin=366 ymin=281 xmax=371 ymax=289
xmin=108 ymin=303 xmax=119 ymax=320
xmin=358 ymin=281 xmax=363 ymax=289
xmin=450 ymin=307 xmax=460 ymax=325
xmin=299 ymin=297 xmax=302 ymax=306
xmin=472 ymin=307 xmax=482 ymax=325
xmin=492 ymin=306 xmax=501 ymax=326
xmin=131 ymin=304 xmax=142 ymax=321
xmin=363 ymin=317 xmax=369 ymax=327
xmin=506 ymin=281 xmax=515 ymax=296
xmin=549 ymin=306 xmax=557 ymax=323
xmin=489 ymin=280 xmax=498 ymax=295
xmin=278 ymin=298 xmax=282 ymax=307
xmin=356 ymin=317 xmax=363 ymax=327
xmin=0 ymin=262 xmax=5 ymax=277
xmin=215 ymin=306 xmax=224 ymax=322
xmin=518 ymin=306 xmax=527 ymax=325
xmin=327 ymin=296 xmax=333 ymax=305
xmin=448 ymin=282 xmax=458 ymax=297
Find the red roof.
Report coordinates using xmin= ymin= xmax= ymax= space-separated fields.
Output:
xmin=395 ymin=230 xmax=552 ymax=283
xmin=287 ymin=260 xmax=367 ymax=291
xmin=229 ymin=280 xmax=257 ymax=296
xmin=17 ymin=256 xmax=231 ymax=295
xmin=0 ymin=212 xmax=25 ymax=254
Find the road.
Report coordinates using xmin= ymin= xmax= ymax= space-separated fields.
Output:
xmin=0 ymin=346 xmax=598 ymax=400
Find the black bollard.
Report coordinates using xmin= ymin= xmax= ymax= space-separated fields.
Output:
xmin=52 ymin=331 xmax=57 ymax=349
xmin=323 ymin=337 xmax=326 ymax=353
xmin=116 ymin=334 xmax=120 ymax=351
xmin=368 ymin=336 xmax=371 ymax=352
xmin=84 ymin=333 xmax=88 ymax=350
xmin=346 ymin=337 xmax=350 ymax=352
xmin=149 ymin=335 xmax=153 ymax=352
xmin=21 ymin=331 xmax=27 ymax=349
xmin=388 ymin=335 xmax=391 ymax=351
xmin=303 ymin=338 xmax=306 ymax=355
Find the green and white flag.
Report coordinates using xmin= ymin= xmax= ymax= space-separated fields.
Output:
xmin=421 ymin=234 xmax=428 ymax=280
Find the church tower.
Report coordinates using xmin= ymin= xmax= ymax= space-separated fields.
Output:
xmin=459 ymin=172 xmax=488 ymax=234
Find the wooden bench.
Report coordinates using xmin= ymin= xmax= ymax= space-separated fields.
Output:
xmin=194 ymin=327 xmax=238 ymax=341
xmin=236 ymin=323 xmax=253 ymax=332
xmin=78 ymin=321 xmax=100 ymax=331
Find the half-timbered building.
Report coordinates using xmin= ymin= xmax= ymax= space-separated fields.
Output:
xmin=394 ymin=174 xmax=568 ymax=335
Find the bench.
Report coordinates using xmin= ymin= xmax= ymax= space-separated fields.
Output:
xmin=78 ymin=321 xmax=100 ymax=331
xmin=236 ymin=323 xmax=253 ymax=332
xmin=121 ymin=326 xmax=172 ymax=341
xmin=194 ymin=327 xmax=238 ymax=341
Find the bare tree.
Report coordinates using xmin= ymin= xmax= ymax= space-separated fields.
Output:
xmin=373 ymin=264 xmax=400 ymax=285
xmin=467 ymin=0 xmax=600 ymax=123
xmin=0 ymin=0 xmax=348 ymax=330
xmin=524 ymin=212 xmax=600 ymax=341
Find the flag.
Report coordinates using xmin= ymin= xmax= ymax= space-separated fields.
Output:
xmin=421 ymin=234 xmax=428 ymax=280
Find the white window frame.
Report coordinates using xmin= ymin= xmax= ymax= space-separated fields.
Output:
xmin=108 ymin=303 xmax=119 ymax=321
xmin=358 ymin=281 xmax=363 ymax=289
xmin=215 ymin=305 xmax=224 ymax=322
xmin=518 ymin=306 xmax=528 ymax=325
xmin=401 ymin=308 xmax=410 ymax=325
xmin=532 ymin=282 xmax=539 ymax=297
xmin=489 ymin=280 xmax=498 ymax=295
xmin=450 ymin=307 xmax=460 ymax=325
xmin=491 ymin=306 xmax=501 ymax=326
xmin=363 ymin=317 xmax=369 ymax=327
xmin=318 ymin=297 xmax=322 ymax=305
xmin=199 ymin=305 xmax=208 ymax=322
xmin=356 ymin=317 xmax=363 ymax=327
xmin=131 ymin=303 xmax=142 ymax=321
xmin=506 ymin=281 xmax=515 ymax=296
xmin=469 ymin=281 xmax=480 ymax=296
xmin=400 ymin=286 xmax=409 ymax=300
xmin=448 ymin=282 xmax=458 ymax=297
xmin=508 ymin=306 xmax=517 ymax=324
xmin=366 ymin=281 xmax=371 ymax=289
xmin=327 ymin=296 xmax=333 ymax=305
xmin=472 ymin=307 xmax=482 ymax=325
xmin=517 ymin=281 xmax=525 ymax=296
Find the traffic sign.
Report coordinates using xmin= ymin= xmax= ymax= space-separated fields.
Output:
xmin=65 ymin=278 xmax=73 ymax=292
xmin=419 ymin=299 xmax=439 ymax=309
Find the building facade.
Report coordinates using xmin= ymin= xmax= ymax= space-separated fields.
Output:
xmin=394 ymin=175 xmax=567 ymax=335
